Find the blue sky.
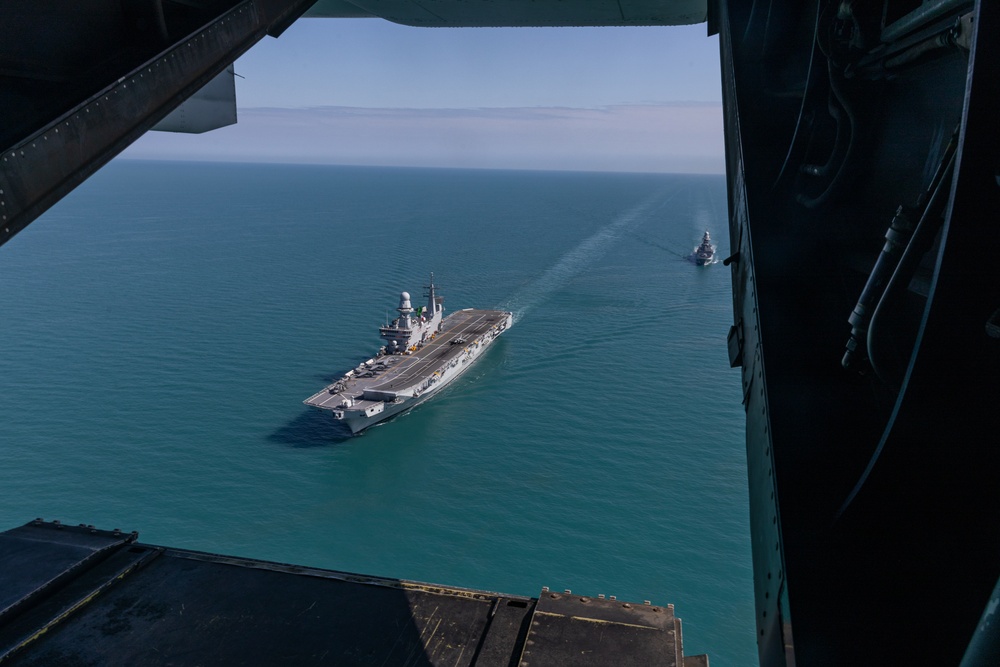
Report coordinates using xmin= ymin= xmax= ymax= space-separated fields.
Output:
xmin=123 ymin=18 xmax=724 ymax=172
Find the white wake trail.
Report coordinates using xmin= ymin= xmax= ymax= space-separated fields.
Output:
xmin=499 ymin=194 xmax=662 ymax=323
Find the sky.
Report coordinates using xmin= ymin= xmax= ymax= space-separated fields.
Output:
xmin=122 ymin=17 xmax=725 ymax=173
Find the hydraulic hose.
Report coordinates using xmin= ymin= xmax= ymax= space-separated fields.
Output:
xmin=842 ymin=125 xmax=959 ymax=375
xmin=865 ymin=144 xmax=956 ymax=389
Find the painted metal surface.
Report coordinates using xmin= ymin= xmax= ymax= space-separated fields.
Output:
xmin=718 ymin=0 xmax=1000 ymax=663
xmin=305 ymin=0 xmax=707 ymax=26
xmin=716 ymin=3 xmax=786 ymax=662
xmin=152 ymin=66 xmax=238 ymax=134
xmin=0 ymin=0 xmax=315 ymax=250
xmin=0 ymin=520 xmax=700 ymax=666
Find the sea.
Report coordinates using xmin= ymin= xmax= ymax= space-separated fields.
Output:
xmin=0 ymin=161 xmax=754 ymax=665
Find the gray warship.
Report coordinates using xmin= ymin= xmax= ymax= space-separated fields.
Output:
xmin=693 ymin=231 xmax=715 ymax=265
xmin=305 ymin=275 xmax=513 ymax=433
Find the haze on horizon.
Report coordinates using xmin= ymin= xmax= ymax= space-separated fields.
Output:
xmin=122 ymin=18 xmax=725 ymax=174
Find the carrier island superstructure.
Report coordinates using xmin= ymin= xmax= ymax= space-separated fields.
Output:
xmin=305 ymin=276 xmax=512 ymax=433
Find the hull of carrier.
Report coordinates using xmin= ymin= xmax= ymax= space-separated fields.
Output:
xmin=339 ymin=332 xmax=490 ymax=433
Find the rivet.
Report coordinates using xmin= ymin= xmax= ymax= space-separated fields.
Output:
xmin=623 ymin=603 xmax=631 ymax=609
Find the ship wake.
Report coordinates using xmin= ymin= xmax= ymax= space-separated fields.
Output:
xmin=499 ymin=192 xmax=669 ymax=323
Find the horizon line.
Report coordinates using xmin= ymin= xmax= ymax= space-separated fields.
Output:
xmin=115 ymin=156 xmax=726 ymax=176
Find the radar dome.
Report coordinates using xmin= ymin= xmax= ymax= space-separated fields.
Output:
xmin=398 ymin=292 xmax=413 ymax=311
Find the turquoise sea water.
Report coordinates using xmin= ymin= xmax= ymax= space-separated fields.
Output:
xmin=0 ymin=161 xmax=753 ymax=664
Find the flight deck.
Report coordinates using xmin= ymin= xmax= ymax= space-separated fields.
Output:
xmin=306 ymin=309 xmax=510 ymax=409
xmin=304 ymin=305 xmax=512 ymax=433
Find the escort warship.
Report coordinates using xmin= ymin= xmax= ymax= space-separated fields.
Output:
xmin=693 ymin=230 xmax=716 ymax=265
xmin=305 ymin=277 xmax=512 ymax=433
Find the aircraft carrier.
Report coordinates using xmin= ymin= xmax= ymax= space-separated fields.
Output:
xmin=304 ymin=277 xmax=512 ymax=433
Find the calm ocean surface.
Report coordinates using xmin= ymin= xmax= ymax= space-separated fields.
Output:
xmin=0 ymin=161 xmax=754 ymax=664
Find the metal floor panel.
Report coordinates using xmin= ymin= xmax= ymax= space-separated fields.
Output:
xmin=0 ymin=520 xmax=702 ymax=666
xmin=0 ymin=521 xmax=136 ymax=626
